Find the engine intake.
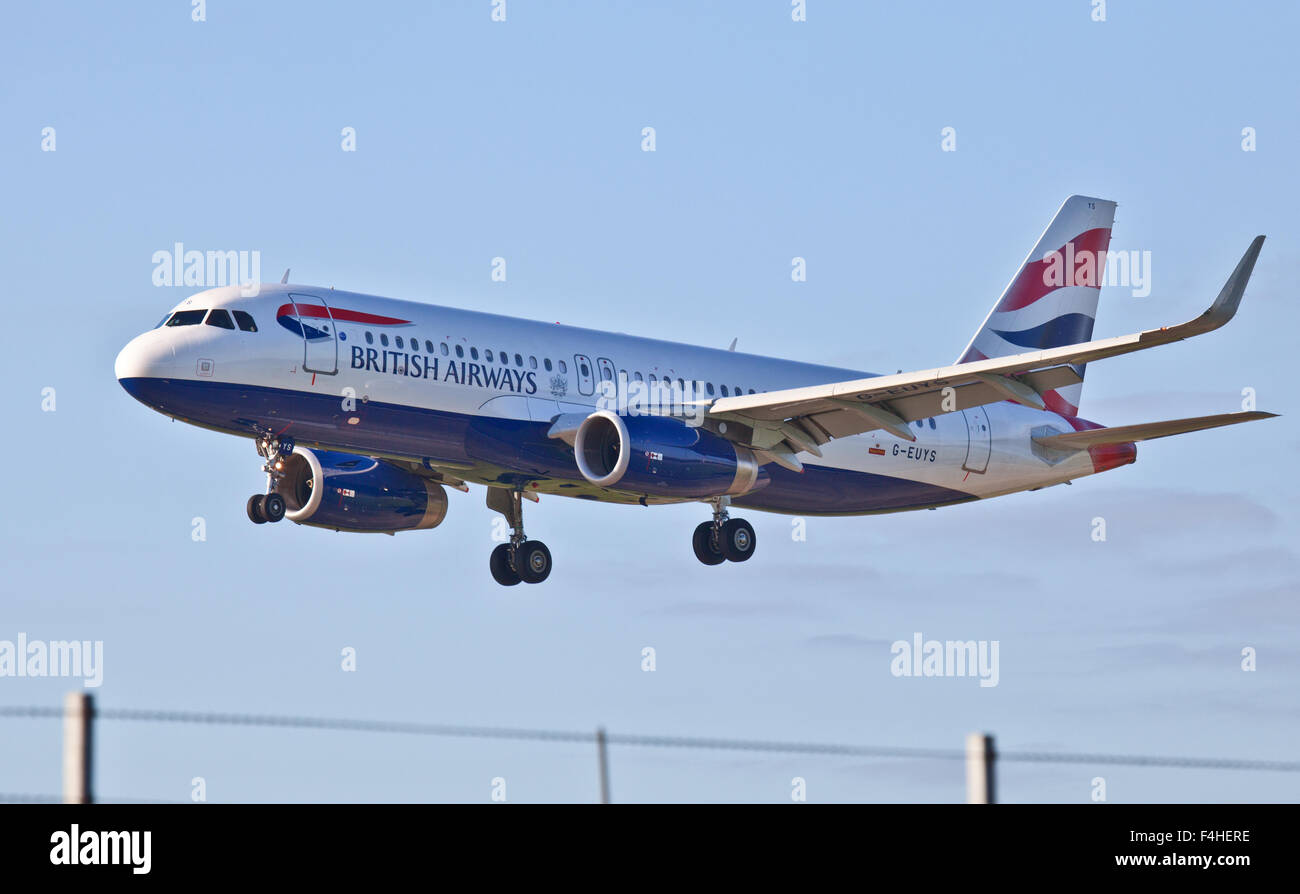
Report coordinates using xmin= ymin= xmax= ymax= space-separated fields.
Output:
xmin=573 ymin=410 xmax=765 ymax=499
xmin=273 ymin=447 xmax=448 ymax=533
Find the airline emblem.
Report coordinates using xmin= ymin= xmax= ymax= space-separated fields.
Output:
xmin=276 ymin=303 xmax=412 ymax=340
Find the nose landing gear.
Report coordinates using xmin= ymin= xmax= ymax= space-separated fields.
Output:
xmin=246 ymin=434 xmax=294 ymax=525
xmin=487 ymin=485 xmax=552 ymax=585
xmin=693 ymin=496 xmax=756 ymax=566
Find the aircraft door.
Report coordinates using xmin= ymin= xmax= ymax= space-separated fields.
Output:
xmin=289 ymin=293 xmax=339 ymax=375
xmin=961 ymin=406 xmax=991 ymax=474
xmin=574 ymin=354 xmax=595 ymax=395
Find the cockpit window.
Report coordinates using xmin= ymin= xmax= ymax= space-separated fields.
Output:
xmin=155 ymin=313 xmax=173 ymax=329
xmin=232 ymin=311 xmax=258 ymax=332
xmin=205 ymin=309 xmax=235 ymax=329
xmin=166 ymin=310 xmax=206 ymax=327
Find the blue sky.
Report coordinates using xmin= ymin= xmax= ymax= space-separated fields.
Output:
xmin=1 ymin=0 xmax=1297 ymax=802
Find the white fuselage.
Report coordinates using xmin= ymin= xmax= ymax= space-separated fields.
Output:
xmin=116 ymin=284 xmax=1114 ymax=516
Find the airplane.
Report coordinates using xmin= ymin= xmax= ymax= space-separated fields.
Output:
xmin=115 ymin=196 xmax=1276 ymax=586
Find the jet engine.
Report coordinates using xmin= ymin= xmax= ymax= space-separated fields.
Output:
xmin=272 ymin=447 xmax=449 ymax=533
xmin=572 ymin=410 xmax=766 ymax=499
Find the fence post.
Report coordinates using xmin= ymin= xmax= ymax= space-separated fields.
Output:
xmin=596 ymin=727 xmax=610 ymax=804
xmin=965 ymin=732 xmax=995 ymax=804
xmin=62 ymin=692 xmax=93 ymax=804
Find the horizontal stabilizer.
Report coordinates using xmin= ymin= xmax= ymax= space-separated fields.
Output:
xmin=1033 ymin=411 xmax=1277 ymax=450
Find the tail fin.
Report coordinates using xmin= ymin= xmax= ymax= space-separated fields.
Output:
xmin=957 ymin=195 xmax=1117 ymax=416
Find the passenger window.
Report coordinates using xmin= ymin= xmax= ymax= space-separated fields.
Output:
xmin=580 ymin=362 xmax=590 ymax=378
xmin=706 ymin=382 xmax=715 ymax=396
xmin=529 ymin=356 xmax=538 ymax=369
xmin=396 ymin=336 xmax=405 ymax=349
xmin=544 ymin=358 xmax=552 ymax=372
xmin=425 ymin=340 xmax=434 ymax=353
xmin=166 ymin=310 xmax=206 ymax=327
xmin=514 ymin=353 xmax=523 ymax=367
xmin=634 ymin=372 xmax=643 ymax=382
xmin=928 ymin=418 xmax=936 ymax=429
xmin=205 ymin=309 xmax=235 ymax=329
xmin=381 ymin=334 xmax=389 ymax=347
xmin=440 ymin=343 xmax=449 ymax=356
xmin=485 ymin=349 xmax=494 ymax=362
xmin=471 ymin=347 xmax=479 ymax=360
xmin=720 ymin=385 xmax=729 ymax=396
xmin=455 ymin=345 xmax=464 ymax=358
xmin=559 ymin=360 xmax=567 ymax=374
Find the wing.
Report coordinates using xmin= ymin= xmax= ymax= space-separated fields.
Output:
xmin=706 ymin=237 xmax=1265 ymax=470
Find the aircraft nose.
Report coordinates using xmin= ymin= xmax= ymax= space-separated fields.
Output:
xmin=115 ymin=333 xmax=175 ymax=382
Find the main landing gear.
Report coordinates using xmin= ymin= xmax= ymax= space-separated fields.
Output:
xmin=693 ymin=496 xmax=756 ymax=566
xmin=246 ymin=434 xmax=295 ymax=525
xmin=487 ymin=486 xmax=552 ymax=586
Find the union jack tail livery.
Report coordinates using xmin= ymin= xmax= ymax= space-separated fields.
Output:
xmin=957 ymin=194 xmax=1117 ymax=416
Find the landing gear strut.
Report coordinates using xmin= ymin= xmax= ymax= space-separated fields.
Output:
xmin=487 ymin=486 xmax=552 ymax=586
xmin=246 ymin=433 xmax=295 ymax=525
xmin=693 ymin=496 xmax=756 ymax=565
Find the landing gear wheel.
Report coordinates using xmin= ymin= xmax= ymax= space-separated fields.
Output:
xmin=513 ymin=540 xmax=552 ymax=584
xmin=262 ymin=492 xmax=287 ymax=523
xmin=692 ymin=522 xmax=725 ymax=566
xmin=490 ymin=544 xmax=522 ymax=587
xmin=487 ymin=487 xmax=553 ymax=585
xmin=246 ymin=494 xmax=267 ymax=524
xmin=720 ymin=518 xmax=756 ymax=562
xmin=251 ymin=434 xmax=292 ymax=525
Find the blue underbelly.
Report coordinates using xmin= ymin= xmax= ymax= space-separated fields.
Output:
xmin=119 ymin=377 xmax=977 ymax=515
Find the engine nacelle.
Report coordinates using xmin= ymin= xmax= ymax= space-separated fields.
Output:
xmin=573 ymin=410 xmax=766 ymax=499
xmin=273 ymin=447 xmax=448 ymax=533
